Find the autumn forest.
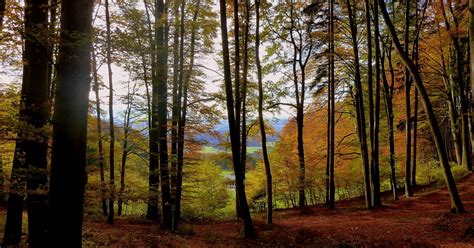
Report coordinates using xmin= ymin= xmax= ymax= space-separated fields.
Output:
xmin=1 ymin=0 xmax=474 ymax=247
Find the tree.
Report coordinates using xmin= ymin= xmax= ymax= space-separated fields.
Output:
xmin=92 ymin=50 xmax=108 ymax=216
xmin=104 ymin=0 xmax=116 ymax=224
xmin=48 ymin=0 xmax=94 ymax=245
xmin=403 ymin=0 xmax=413 ymax=198
xmin=255 ymin=0 xmax=273 ymax=224
xmin=155 ymin=0 xmax=172 ymax=230
xmin=371 ymin=0 xmax=382 ymax=207
xmin=174 ymin=0 xmax=201 ymax=231
xmin=3 ymin=0 xmax=50 ymax=245
xmin=328 ymin=0 xmax=336 ymax=209
xmin=345 ymin=0 xmax=372 ymax=209
xmin=143 ymin=0 xmax=160 ymax=221
xmin=378 ymin=0 xmax=464 ymax=213
xmin=218 ymin=0 xmax=255 ymax=238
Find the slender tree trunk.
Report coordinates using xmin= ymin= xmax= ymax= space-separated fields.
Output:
xmin=143 ymin=0 xmax=160 ymax=221
xmin=48 ymin=0 xmax=94 ymax=245
xmin=256 ymin=0 xmax=272 ymax=224
xmin=372 ymin=0 xmax=381 ymax=206
xmin=412 ymin=89 xmax=418 ymax=187
xmin=104 ymin=0 xmax=116 ymax=224
xmin=346 ymin=0 xmax=372 ymax=209
xmin=219 ymin=0 xmax=255 ymax=238
xmin=328 ymin=0 xmax=336 ymax=209
xmin=364 ymin=0 xmax=375 ymax=208
xmin=382 ymin=42 xmax=399 ymax=200
xmin=92 ymin=51 xmax=108 ymax=216
xmin=118 ymin=86 xmax=132 ymax=216
xmin=170 ymin=0 xmax=180 ymax=209
xmin=403 ymin=0 xmax=413 ymax=198
xmin=172 ymin=0 xmax=189 ymax=231
xmin=240 ymin=0 xmax=250 ymax=182
xmin=379 ymin=0 xmax=464 ymax=213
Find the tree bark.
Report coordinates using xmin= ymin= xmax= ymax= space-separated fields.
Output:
xmin=382 ymin=38 xmax=399 ymax=200
xmin=346 ymin=0 xmax=372 ymax=209
xmin=48 ymin=0 xmax=94 ymax=245
xmin=256 ymin=0 xmax=272 ymax=224
xmin=92 ymin=51 xmax=108 ymax=217
xmin=104 ymin=0 xmax=116 ymax=224
xmin=372 ymin=0 xmax=381 ymax=207
xmin=219 ymin=0 xmax=255 ymax=238
xmin=156 ymin=0 xmax=172 ymax=230
xmin=328 ymin=0 xmax=336 ymax=209
xmin=403 ymin=0 xmax=413 ymax=198
xmin=143 ymin=0 xmax=160 ymax=221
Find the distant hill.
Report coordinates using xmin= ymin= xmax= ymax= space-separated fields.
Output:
xmin=195 ymin=118 xmax=288 ymax=148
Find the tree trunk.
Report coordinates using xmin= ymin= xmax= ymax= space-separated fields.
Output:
xmin=372 ymin=0 xmax=382 ymax=206
xmin=256 ymin=0 xmax=272 ymax=224
xmin=346 ymin=0 xmax=372 ymax=209
xmin=118 ymin=85 xmax=132 ymax=216
xmin=219 ymin=0 xmax=255 ymax=238
xmin=382 ymin=41 xmax=399 ymax=200
xmin=379 ymin=0 xmax=464 ymax=213
xmin=92 ymin=51 xmax=108 ymax=217
xmin=403 ymin=0 xmax=413 ymax=198
xmin=364 ymin=0 xmax=376 ymax=208
xmin=104 ymin=0 xmax=115 ymax=224
xmin=48 ymin=0 xmax=94 ymax=245
xmin=170 ymin=0 xmax=181 ymax=209
xmin=328 ymin=0 xmax=336 ymax=209
xmin=143 ymin=0 xmax=160 ymax=221
xmin=156 ymin=0 xmax=172 ymax=230
xmin=24 ymin=0 xmax=50 ymax=245
xmin=172 ymin=0 xmax=189 ymax=231
xmin=3 ymin=70 xmax=28 ymax=246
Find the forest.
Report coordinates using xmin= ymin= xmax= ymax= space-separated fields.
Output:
xmin=1 ymin=0 xmax=474 ymax=246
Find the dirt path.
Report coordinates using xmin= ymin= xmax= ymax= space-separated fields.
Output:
xmin=84 ymin=174 xmax=474 ymax=247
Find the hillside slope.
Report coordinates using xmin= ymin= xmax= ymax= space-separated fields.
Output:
xmin=83 ymin=173 xmax=474 ymax=247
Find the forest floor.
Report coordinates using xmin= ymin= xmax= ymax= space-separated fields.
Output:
xmin=84 ymin=174 xmax=474 ymax=247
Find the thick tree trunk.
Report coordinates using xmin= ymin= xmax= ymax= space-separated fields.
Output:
xmin=156 ymin=0 xmax=172 ymax=230
xmin=23 ymin=0 xmax=50 ymax=245
xmin=92 ymin=51 xmax=108 ymax=216
xmin=48 ymin=0 xmax=94 ymax=245
xmin=3 ymin=74 xmax=27 ymax=246
xmin=104 ymin=0 xmax=116 ymax=224
xmin=219 ymin=0 xmax=255 ymax=238
xmin=379 ymin=0 xmax=464 ymax=213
